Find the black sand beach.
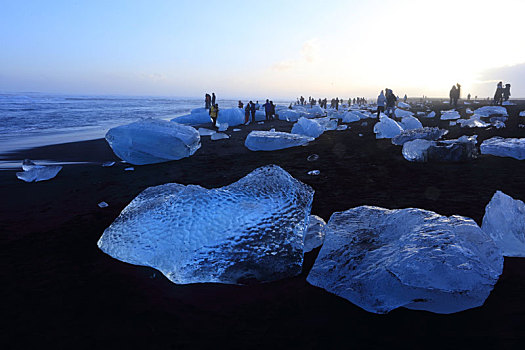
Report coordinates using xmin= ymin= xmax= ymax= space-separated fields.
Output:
xmin=3 ymin=102 xmax=525 ymax=349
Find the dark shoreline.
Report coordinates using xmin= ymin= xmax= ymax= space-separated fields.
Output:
xmin=3 ymin=102 xmax=525 ymax=348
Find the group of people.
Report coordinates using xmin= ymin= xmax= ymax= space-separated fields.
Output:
xmin=243 ymin=99 xmax=276 ymax=124
xmin=376 ymin=89 xmax=398 ymax=118
xmin=449 ymin=83 xmax=461 ymax=107
xmin=493 ymin=82 xmax=511 ymax=105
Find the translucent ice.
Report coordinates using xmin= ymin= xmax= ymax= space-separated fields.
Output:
xmin=278 ymin=109 xmax=303 ymax=122
xmin=480 ymin=137 xmax=525 ymax=160
xmin=424 ymin=111 xmax=436 ymax=118
xmin=399 ymin=116 xmax=423 ymax=130
xmin=218 ymin=123 xmax=229 ymax=132
xmin=211 ymin=132 xmax=230 ymax=140
xmin=402 ymin=139 xmax=435 ymax=161
xmin=245 ymin=131 xmax=314 ymax=151
xmin=402 ymin=136 xmax=478 ymax=162
xmin=394 ymin=109 xmax=414 ymax=118
xmin=309 ymin=105 xmax=325 ymax=116
xmin=98 ymin=201 xmax=109 ymax=208
xmin=291 ymin=117 xmax=325 ymax=138
xmin=16 ymin=160 xmax=62 ymax=182
xmin=102 ymin=161 xmax=115 ymax=167
xmin=315 ymin=117 xmax=338 ymax=131
xmin=307 ymin=154 xmax=319 ymax=161
xmin=373 ymin=116 xmax=403 ymax=139
xmin=342 ymin=111 xmax=360 ymax=123
xmin=217 ymin=108 xmax=245 ymax=126
xmin=520 ymin=111 xmax=525 ymax=117
xmin=457 ymin=118 xmax=490 ymax=128
xmin=307 ymin=170 xmax=320 ymax=176
xmin=171 ymin=108 xmax=212 ymax=125
xmin=307 ymin=206 xmax=503 ymax=314
xmin=98 ymin=165 xmax=315 ymax=285
xmin=391 ymin=127 xmax=447 ymax=146
xmin=440 ymin=110 xmax=461 ymax=120
xmin=304 ymin=215 xmax=326 ymax=253
xmin=106 ymin=118 xmax=201 ymax=165
xmin=482 ymin=191 xmax=525 ymax=257
xmin=398 ymin=102 xmax=411 ymax=109
xmin=473 ymin=106 xmax=508 ymax=117
xmin=198 ymin=128 xmax=216 ymax=136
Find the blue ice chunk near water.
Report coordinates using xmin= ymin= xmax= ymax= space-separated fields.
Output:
xmin=105 ymin=118 xmax=201 ymax=165
xmin=97 ymin=165 xmax=315 ymax=285
xmin=291 ymin=117 xmax=325 ymax=138
xmin=16 ymin=163 xmax=62 ymax=182
xmin=482 ymin=191 xmax=525 ymax=257
xmin=278 ymin=109 xmax=303 ymax=121
xmin=307 ymin=206 xmax=503 ymax=314
xmin=245 ymin=131 xmax=314 ymax=151
xmin=217 ymin=108 xmax=245 ymax=126
xmin=171 ymin=109 xmax=212 ymax=125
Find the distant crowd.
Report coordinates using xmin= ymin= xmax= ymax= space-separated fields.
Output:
xmin=204 ymin=92 xmax=277 ymax=126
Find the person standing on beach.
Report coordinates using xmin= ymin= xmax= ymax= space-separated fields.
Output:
xmin=503 ymin=84 xmax=511 ymax=102
xmin=244 ymin=103 xmax=251 ymax=125
xmin=385 ymin=89 xmax=397 ymax=118
xmin=205 ymin=93 xmax=211 ymax=109
xmin=250 ymin=101 xmax=256 ymax=122
xmin=211 ymin=93 xmax=216 ymax=107
xmin=263 ymin=99 xmax=271 ymax=121
xmin=449 ymin=85 xmax=457 ymax=106
xmin=238 ymin=100 xmax=243 ymax=108
xmin=403 ymin=94 xmax=407 ymax=103
xmin=493 ymin=82 xmax=503 ymax=105
xmin=209 ymin=103 xmax=219 ymax=127
xmin=377 ymin=90 xmax=386 ymax=118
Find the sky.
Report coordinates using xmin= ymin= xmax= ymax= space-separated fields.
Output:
xmin=1 ymin=0 xmax=525 ymax=99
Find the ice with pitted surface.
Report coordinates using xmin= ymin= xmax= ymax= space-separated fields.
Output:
xmin=245 ymin=131 xmax=314 ymax=151
xmin=307 ymin=206 xmax=503 ymax=314
xmin=482 ymin=191 xmax=525 ymax=257
xmin=98 ymin=165 xmax=314 ymax=285
xmin=105 ymin=118 xmax=201 ymax=165
xmin=480 ymin=137 xmax=525 ymax=160
xmin=391 ymin=127 xmax=447 ymax=145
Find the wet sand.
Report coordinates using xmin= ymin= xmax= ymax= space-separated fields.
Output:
xmin=2 ymin=102 xmax=525 ymax=348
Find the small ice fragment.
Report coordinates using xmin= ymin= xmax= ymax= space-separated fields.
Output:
xmin=22 ymin=159 xmax=40 ymax=171
xmin=359 ymin=134 xmax=363 ymax=137
xmin=307 ymin=154 xmax=319 ymax=162
xmin=450 ymin=121 xmax=457 ymax=126
xmin=519 ymin=111 xmax=525 ymax=117
xmin=125 ymin=167 xmax=134 ymax=171
xmin=98 ymin=201 xmax=109 ymax=208
xmin=307 ymin=170 xmax=320 ymax=176
xmin=211 ymin=132 xmax=230 ymax=140
xmin=233 ymin=128 xmax=241 ymax=132
xmin=258 ymin=122 xmax=264 ymax=125
xmin=218 ymin=123 xmax=229 ymax=132
xmin=270 ymin=128 xmax=275 ymax=132
xmin=198 ymin=128 xmax=216 ymax=136
xmin=337 ymin=125 xmax=348 ymax=130
xmin=102 ymin=161 xmax=115 ymax=167
xmin=361 ymin=122 xmax=368 ymax=126
xmin=16 ymin=164 xmax=62 ymax=182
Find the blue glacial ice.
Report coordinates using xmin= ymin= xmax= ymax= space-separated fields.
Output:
xmin=402 ymin=136 xmax=478 ymax=162
xmin=16 ymin=159 xmax=62 ymax=182
xmin=315 ymin=117 xmax=338 ymax=131
xmin=291 ymin=117 xmax=325 ymax=138
xmin=474 ymin=106 xmax=508 ymax=117
xmin=245 ymin=131 xmax=314 ymax=151
xmin=373 ymin=116 xmax=404 ymax=139
xmin=171 ymin=108 xmax=212 ymax=125
xmin=217 ymin=108 xmax=245 ymax=126
xmin=399 ymin=116 xmax=423 ymax=130
xmin=440 ymin=110 xmax=461 ymax=120
xmin=482 ymin=191 xmax=525 ymax=257
xmin=480 ymin=137 xmax=525 ymax=160
xmin=304 ymin=215 xmax=326 ymax=253
xmin=97 ymin=165 xmax=314 ymax=284
xmin=394 ymin=108 xmax=414 ymax=118
xmin=105 ymin=118 xmax=201 ymax=165
xmin=391 ymin=127 xmax=448 ymax=146
xmin=307 ymin=206 xmax=503 ymax=314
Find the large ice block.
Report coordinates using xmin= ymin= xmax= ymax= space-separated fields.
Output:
xmin=98 ymin=165 xmax=314 ymax=284
xmin=399 ymin=116 xmax=423 ymax=130
xmin=16 ymin=159 xmax=62 ymax=182
xmin=482 ymin=191 xmax=525 ymax=257
xmin=105 ymin=118 xmax=201 ymax=165
xmin=245 ymin=131 xmax=314 ymax=151
xmin=480 ymin=137 xmax=525 ymax=160
xmin=171 ymin=109 xmax=212 ymax=125
xmin=373 ymin=116 xmax=404 ymax=139
xmin=440 ymin=110 xmax=461 ymax=120
xmin=291 ymin=117 xmax=324 ymax=138
xmin=217 ymin=108 xmax=245 ymax=126
xmin=394 ymin=109 xmax=414 ymax=118
xmin=473 ymin=106 xmax=508 ymax=117
xmin=402 ymin=136 xmax=478 ymax=162
xmin=391 ymin=127 xmax=447 ymax=146
xmin=307 ymin=206 xmax=503 ymax=314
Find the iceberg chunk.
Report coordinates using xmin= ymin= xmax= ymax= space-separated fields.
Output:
xmin=315 ymin=117 xmax=338 ymax=131
xmin=171 ymin=108 xmax=212 ymax=125
xmin=457 ymin=118 xmax=490 ymax=128
xmin=304 ymin=215 xmax=326 ymax=253
xmin=402 ymin=136 xmax=478 ymax=162
xmin=402 ymin=139 xmax=435 ymax=161
xmin=198 ymin=128 xmax=216 ymax=136
xmin=480 ymin=137 xmax=525 ymax=160
xmin=291 ymin=117 xmax=325 ymax=138
xmin=278 ymin=109 xmax=303 ymax=122
xmin=440 ymin=110 xmax=461 ymax=120
xmin=398 ymin=102 xmax=411 ymax=109
xmin=519 ymin=111 xmax=525 ymax=117
xmin=399 ymin=116 xmax=423 ymax=130
xmin=245 ymin=131 xmax=314 ymax=151
xmin=392 ymin=127 xmax=448 ymax=146
xmin=16 ymin=160 xmax=62 ymax=182
xmin=98 ymin=165 xmax=314 ymax=285
xmin=473 ymin=106 xmax=508 ymax=117
xmin=342 ymin=111 xmax=361 ymax=123
xmin=373 ymin=116 xmax=404 ymax=139
xmin=307 ymin=206 xmax=503 ymax=314
xmin=482 ymin=191 xmax=525 ymax=257
xmin=217 ymin=108 xmax=245 ymax=126
xmin=424 ymin=111 xmax=436 ymax=118
xmin=105 ymin=118 xmax=201 ymax=165
xmin=211 ymin=132 xmax=230 ymax=140
xmin=394 ymin=109 xmax=414 ymax=118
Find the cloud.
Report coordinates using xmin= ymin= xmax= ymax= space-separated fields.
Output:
xmin=270 ymin=38 xmax=320 ymax=71
xmin=473 ymin=62 xmax=525 ymax=97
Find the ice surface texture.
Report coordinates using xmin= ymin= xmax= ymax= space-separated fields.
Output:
xmin=440 ymin=110 xmax=461 ymax=120
xmin=474 ymin=106 xmax=508 ymax=117
xmin=402 ymin=136 xmax=478 ymax=162
xmin=245 ymin=131 xmax=314 ymax=151
xmin=291 ymin=117 xmax=325 ymax=138
xmin=171 ymin=108 xmax=212 ymax=125
xmin=307 ymin=206 xmax=503 ymax=314
xmin=98 ymin=165 xmax=314 ymax=285
xmin=16 ymin=159 xmax=62 ymax=182
xmin=482 ymin=191 xmax=525 ymax=257
xmin=105 ymin=118 xmax=201 ymax=165
xmin=394 ymin=109 xmax=414 ymax=118
xmin=373 ymin=116 xmax=403 ymax=139
xmin=399 ymin=116 xmax=423 ymax=130
xmin=304 ymin=215 xmax=326 ymax=253
xmin=480 ymin=137 xmax=525 ymax=160
xmin=391 ymin=127 xmax=447 ymax=146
